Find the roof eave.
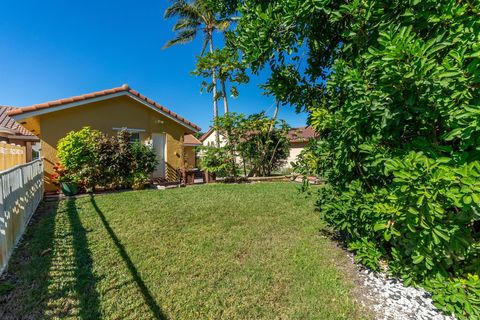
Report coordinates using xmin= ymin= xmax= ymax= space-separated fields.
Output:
xmin=7 ymin=135 xmax=40 ymax=141
xmin=199 ymin=128 xmax=214 ymax=142
xmin=9 ymin=91 xmax=200 ymax=133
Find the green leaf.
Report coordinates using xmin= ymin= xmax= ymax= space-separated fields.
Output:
xmin=433 ymin=227 xmax=450 ymax=242
xmin=374 ymin=223 xmax=388 ymax=231
xmin=383 ymin=231 xmax=392 ymax=241
xmin=412 ymin=255 xmax=424 ymax=264
xmin=463 ymin=195 xmax=472 ymax=205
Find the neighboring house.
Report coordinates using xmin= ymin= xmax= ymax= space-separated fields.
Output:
xmin=198 ymin=126 xmax=318 ymax=168
xmin=285 ymin=126 xmax=318 ymax=167
xmin=199 ymin=128 xmax=227 ymax=147
xmin=7 ymin=84 xmax=201 ymax=192
xmin=0 ymin=106 xmax=40 ymax=165
xmin=183 ymin=134 xmax=202 ymax=168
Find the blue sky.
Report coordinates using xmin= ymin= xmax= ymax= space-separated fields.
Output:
xmin=0 ymin=0 xmax=308 ymax=132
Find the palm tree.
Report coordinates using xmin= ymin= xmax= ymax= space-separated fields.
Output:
xmin=164 ymin=0 xmax=231 ymax=127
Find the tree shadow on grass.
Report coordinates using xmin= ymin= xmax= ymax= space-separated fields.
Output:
xmin=65 ymin=199 xmax=101 ymax=319
xmin=1 ymin=198 xmax=102 ymax=320
xmin=89 ymin=195 xmax=168 ymax=320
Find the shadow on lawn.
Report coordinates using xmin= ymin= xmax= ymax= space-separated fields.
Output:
xmin=0 ymin=199 xmax=101 ymax=320
xmin=65 ymin=199 xmax=101 ymax=319
xmin=89 ymin=196 xmax=168 ymax=320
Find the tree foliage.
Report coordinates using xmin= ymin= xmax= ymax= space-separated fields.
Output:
xmin=56 ymin=127 xmax=158 ymax=191
xmin=164 ymin=0 xmax=235 ymax=120
xmin=192 ymin=48 xmax=249 ymax=112
xmin=200 ymin=112 xmax=290 ymax=178
xmin=164 ymin=0 xmax=231 ymax=52
xmin=239 ymin=113 xmax=290 ymax=176
xmin=224 ymin=0 xmax=480 ymax=317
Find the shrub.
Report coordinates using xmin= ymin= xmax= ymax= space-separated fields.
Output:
xmin=57 ymin=127 xmax=158 ymax=191
xmin=57 ymin=127 xmax=101 ymax=187
xmin=426 ymin=274 xmax=480 ymax=320
xmin=228 ymin=0 xmax=480 ymax=317
xmin=129 ymin=142 xmax=158 ymax=188
xmin=199 ymin=146 xmax=233 ymax=177
xmin=348 ymin=238 xmax=383 ymax=272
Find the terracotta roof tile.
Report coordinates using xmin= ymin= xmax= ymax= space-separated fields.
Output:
xmin=183 ymin=134 xmax=202 ymax=146
xmin=6 ymin=84 xmax=201 ymax=132
xmin=199 ymin=126 xmax=318 ymax=143
xmin=0 ymin=106 xmax=35 ymax=136
xmin=288 ymin=126 xmax=318 ymax=142
xmin=199 ymin=127 xmax=215 ymax=142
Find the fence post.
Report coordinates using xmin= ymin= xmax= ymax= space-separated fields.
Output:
xmin=0 ymin=143 xmax=5 ymax=171
xmin=0 ymin=173 xmax=5 ymax=270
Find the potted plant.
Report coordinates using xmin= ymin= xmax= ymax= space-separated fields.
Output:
xmin=52 ymin=163 xmax=79 ymax=196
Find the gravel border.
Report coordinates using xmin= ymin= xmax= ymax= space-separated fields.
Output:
xmin=351 ymin=258 xmax=457 ymax=320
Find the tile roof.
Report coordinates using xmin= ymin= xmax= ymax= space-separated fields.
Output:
xmin=0 ymin=106 xmax=35 ymax=136
xmin=183 ymin=134 xmax=202 ymax=146
xmin=199 ymin=126 xmax=318 ymax=144
xmin=287 ymin=126 xmax=318 ymax=143
xmin=7 ymin=84 xmax=201 ymax=132
xmin=199 ymin=127 xmax=214 ymax=142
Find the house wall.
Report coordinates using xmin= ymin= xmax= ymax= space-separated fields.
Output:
xmin=202 ymin=131 xmax=227 ymax=147
xmin=184 ymin=146 xmax=196 ymax=169
xmin=285 ymin=141 xmax=307 ymax=167
xmin=21 ymin=96 xmax=191 ymax=191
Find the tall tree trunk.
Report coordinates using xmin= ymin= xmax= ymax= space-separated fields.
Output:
xmin=221 ymin=78 xmax=229 ymax=114
xmin=208 ymin=31 xmax=220 ymax=147
xmin=272 ymin=100 xmax=279 ymax=121
xmin=270 ymin=100 xmax=280 ymax=132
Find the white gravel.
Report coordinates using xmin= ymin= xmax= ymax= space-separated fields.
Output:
xmin=353 ymin=262 xmax=457 ymax=320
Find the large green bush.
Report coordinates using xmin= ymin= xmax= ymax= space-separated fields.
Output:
xmin=57 ymin=127 xmax=101 ymax=187
xmin=199 ymin=146 xmax=234 ymax=177
xmin=57 ymin=127 xmax=158 ymax=190
xmin=222 ymin=0 xmax=480 ymax=317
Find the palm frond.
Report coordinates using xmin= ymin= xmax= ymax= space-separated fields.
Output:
xmin=164 ymin=0 xmax=202 ymax=22
xmin=173 ymin=18 xmax=201 ymax=31
xmin=215 ymin=20 xmax=231 ymax=31
xmin=163 ymin=29 xmax=198 ymax=49
xmin=164 ymin=0 xmax=186 ymax=18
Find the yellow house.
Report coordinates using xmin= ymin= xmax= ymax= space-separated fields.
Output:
xmin=7 ymin=84 xmax=201 ymax=192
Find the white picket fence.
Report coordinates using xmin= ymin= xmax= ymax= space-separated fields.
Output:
xmin=0 ymin=159 xmax=43 ymax=273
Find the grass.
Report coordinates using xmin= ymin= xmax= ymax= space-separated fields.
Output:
xmin=0 ymin=183 xmax=368 ymax=319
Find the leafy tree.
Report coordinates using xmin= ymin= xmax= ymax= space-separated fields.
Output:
xmin=199 ymin=146 xmax=235 ymax=177
xmin=222 ymin=0 xmax=480 ymax=317
xmin=200 ymin=112 xmax=290 ymax=178
xmin=212 ymin=112 xmax=247 ymax=177
xmin=239 ymin=113 xmax=290 ymax=176
xmin=192 ymin=48 xmax=249 ymax=113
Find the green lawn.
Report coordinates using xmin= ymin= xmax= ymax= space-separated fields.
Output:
xmin=0 ymin=183 xmax=368 ymax=319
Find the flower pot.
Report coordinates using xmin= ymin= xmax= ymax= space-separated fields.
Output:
xmin=60 ymin=182 xmax=79 ymax=196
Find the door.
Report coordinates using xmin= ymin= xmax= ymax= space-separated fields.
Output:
xmin=152 ymin=133 xmax=166 ymax=179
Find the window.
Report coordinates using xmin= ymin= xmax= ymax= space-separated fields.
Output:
xmin=112 ymin=127 xmax=145 ymax=143
xmin=130 ymin=132 xmax=140 ymax=143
